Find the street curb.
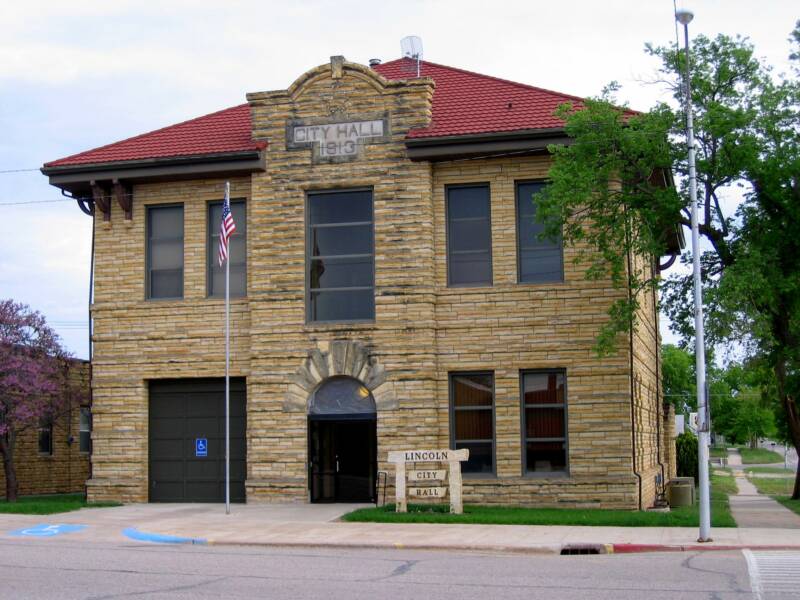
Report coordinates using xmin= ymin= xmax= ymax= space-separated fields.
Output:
xmin=199 ymin=539 xmax=800 ymax=555
xmin=611 ymin=543 xmax=800 ymax=554
xmin=203 ymin=538 xmax=561 ymax=555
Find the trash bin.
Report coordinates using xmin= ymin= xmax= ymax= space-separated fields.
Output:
xmin=667 ymin=479 xmax=695 ymax=507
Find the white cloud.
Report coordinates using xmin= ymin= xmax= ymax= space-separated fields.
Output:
xmin=1 ymin=0 xmax=797 ymax=357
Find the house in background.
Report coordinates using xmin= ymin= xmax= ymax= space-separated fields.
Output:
xmin=0 ymin=358 xmax=91 ymax=498
xmin=42 ymin=55 xmax=678 ymax=509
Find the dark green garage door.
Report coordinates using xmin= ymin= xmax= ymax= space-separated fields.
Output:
xmin=149 ymin=379 xmax=246 ymax=503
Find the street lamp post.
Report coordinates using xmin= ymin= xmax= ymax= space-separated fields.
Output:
xmin=675 ymin=5 xmax=712 ymax=542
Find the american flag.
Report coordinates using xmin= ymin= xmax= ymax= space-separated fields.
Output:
xmin=218 ymin=190 xmax=237 ymax=266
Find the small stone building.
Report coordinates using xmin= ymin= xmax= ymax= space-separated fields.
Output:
xmin=42 ymin=56 xmax=677 ymax=509
xmin=0 ymin=359 xmax=91 ymax=498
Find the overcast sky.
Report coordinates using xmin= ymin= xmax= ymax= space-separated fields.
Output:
xmin=1 ymin=0 xmax=796 ymax=359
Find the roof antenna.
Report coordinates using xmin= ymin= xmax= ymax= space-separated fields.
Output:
xmin=400 ymin=35 xmax=423 ymax=77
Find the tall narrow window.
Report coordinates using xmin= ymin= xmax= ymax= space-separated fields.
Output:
xmin=522 ymin=371 xmax=567 ymax=475
xmin=446 ymin=184 xmax=492 ymax=286
xmin=450 ymin=372 xmax=494 ymax=475
xmin=307 ymin=189 xmax=374 ymax=322
xmin=38 ymin=418 xmax=53 ymax=455
xmin=516 ymin=181 xmax=563 ymax=283
xmin=79 ymin=407 xmax=91 ymax=454
xmin=147 ymin=205 xmax=184 ymax=299
xmin=208 ymin=200 xmax=246 ymax=297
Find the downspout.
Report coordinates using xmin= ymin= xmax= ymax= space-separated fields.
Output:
xmin=68 ymin=187 xmax=96 ymax=495
xmin=87 ymin=209 xmax=95 ymax=490
xmin=626 ymin=235 xmax=642 ymax=510
xmin=653 ymin=267 xmax=666 ymax=495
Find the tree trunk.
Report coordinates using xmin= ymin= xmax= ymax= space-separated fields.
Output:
xmin=0 ymin=432 xmax=18 ymax=502
xmin=773 ymin=360 xmax=800 ymax=500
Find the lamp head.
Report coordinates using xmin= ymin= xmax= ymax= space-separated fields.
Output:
xmin=675 ymin=2 xmax=694 ymax=25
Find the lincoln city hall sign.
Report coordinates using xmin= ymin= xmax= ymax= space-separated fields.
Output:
xmin=287 ymin=117 xmax=387 ymax=161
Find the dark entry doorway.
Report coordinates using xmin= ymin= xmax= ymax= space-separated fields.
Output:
xmin=309 ymin=418 xmax=376 ymax=502
xmin=308 ymin=376 xmax=377 ymax=503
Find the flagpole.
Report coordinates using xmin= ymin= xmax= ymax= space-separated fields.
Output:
xmin=224 ymin=180 xmax=231 ymax=516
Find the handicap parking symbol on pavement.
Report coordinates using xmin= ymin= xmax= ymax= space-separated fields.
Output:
xmin=9 ymin=524 xmax=87 ymax=537
xmin=195 ymin=437 xmax=208 ymax=457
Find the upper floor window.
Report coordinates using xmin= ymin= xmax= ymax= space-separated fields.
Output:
xmin=446 ymin=184 xmax=492 ymax=286
xmin=146 ymin=205 xmax=184 ymax=299
xmin=516 ymin=181 xmax=563 ymax=283
xmin=450 ymin=372 xmax=495 ymax=476
xmin=522 ymin=370 xmax=567 ymax=475
xmin=307 ymin=189 xmax=375 ymax=322
xmin=208 ymin=200 xmax=247 ymax=297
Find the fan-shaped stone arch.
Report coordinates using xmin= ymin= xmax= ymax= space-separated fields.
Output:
xmin=286 ymin=56 xmax=394 ymax=101
xmin=283 ymin=340 xmax=397 ymax=413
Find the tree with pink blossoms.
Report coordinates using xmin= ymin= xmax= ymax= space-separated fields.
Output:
xmin=0 ymin=299 xmax=80 ymax=501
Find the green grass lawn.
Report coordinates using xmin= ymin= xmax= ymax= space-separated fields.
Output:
xmin=744 ymin=466 xmax=794 ymax=475
xmin=746 ymin=475 xmax=800 ymax=517
xmin=343 ymin=472 xmax=737 ymax=528
xmin=710 ymin=447 xmax=729 ymax=459
xmin=738 ymin=448 xmax=784 ymax=464
xmin=776 ymin=497 xmax=800 ymax=516
xmin=747 ymin=476 xmax=794 ymax=497
xmin=0 ymin=494 xmax=121 ymax=515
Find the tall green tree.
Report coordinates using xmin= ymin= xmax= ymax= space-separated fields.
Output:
xmin=535 ymin=23 xmax=800 ymax=498
xmin=662 ymin=344 xmax=695 ymax=411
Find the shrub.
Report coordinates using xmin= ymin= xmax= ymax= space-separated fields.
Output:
xmin=676 ymin=432 xmax=699 ymax=483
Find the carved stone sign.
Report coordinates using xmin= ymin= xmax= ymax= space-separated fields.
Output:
xmin=387 ymin=448 xmax=469 ymax=514
xmin=409 ymin=469 xmax=447 ymax=482
xmin=287 ymin=116 xmax=388 ymax=162
xmin=409 ymin=487 xmax=448 ymax=498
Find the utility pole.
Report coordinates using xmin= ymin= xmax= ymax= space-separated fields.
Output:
xmin=675 ymin=4 xmax=712 ymax=542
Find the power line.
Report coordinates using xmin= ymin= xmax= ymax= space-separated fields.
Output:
xmin=0 ymin=198 xmax=75 ymax=206
xmin=0 ymin=168 xmax=40 ymax=174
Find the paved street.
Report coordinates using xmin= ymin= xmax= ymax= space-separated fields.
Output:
xmin=0 ymin=538 xmax=781 ymax=600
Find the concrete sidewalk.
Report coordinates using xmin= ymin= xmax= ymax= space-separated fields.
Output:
xmin=3 ymin=502 xmax=800 ymax=555
xmin=727 ymin=448 xmax=800 ymax=529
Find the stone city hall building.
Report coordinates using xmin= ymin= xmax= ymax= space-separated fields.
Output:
xmin=43 ymin=56 xmax=677 ymax=509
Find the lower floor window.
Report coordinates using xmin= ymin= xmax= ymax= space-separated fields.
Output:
xmin=450 ymin=372 xmax=494 ymax=475
xmin=38 ymin=419 xmax=53 ymax=455
xmin=79 ymin=407 xmax=91 ymax=453
xmin=522 ymin=370 xmax=567 ymax=474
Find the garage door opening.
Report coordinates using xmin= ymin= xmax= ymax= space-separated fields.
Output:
xmin=308 ymin=376 xmax=377 ymax=503
xmin=149 ymin=378 xmax=246 ymax=503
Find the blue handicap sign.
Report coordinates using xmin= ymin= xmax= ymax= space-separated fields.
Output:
xmin=195 ymin=438 xmax=208 ymax=457
xmin=9 ymin=523 xmax=87 ymax=537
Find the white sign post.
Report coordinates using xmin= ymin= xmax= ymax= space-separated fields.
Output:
xmin=387 ymin=449 xmax=469 ymax=514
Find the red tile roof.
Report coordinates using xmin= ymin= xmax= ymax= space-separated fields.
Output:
xmin=46 ymin=59 xmax=588 ymax=168
xmin=44 ymin=104 xmax=257 ymax=168
xmin=374 ymin=58 xmax=583 ymax=138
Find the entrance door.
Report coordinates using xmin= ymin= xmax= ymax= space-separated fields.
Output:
xmin=309 ymin=418 xmax=376 ymax=503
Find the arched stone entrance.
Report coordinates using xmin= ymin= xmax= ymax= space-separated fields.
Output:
xmin=308 ymin=376 xmax=377 ymax=503
xmin=286 ymin=340 xmax=395 ymax=503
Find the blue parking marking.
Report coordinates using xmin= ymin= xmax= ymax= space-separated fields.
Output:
xmin=9 ymin=524 xmax=87 ymax=537
xmin=122 ymin=527 xmax=206 ymax=545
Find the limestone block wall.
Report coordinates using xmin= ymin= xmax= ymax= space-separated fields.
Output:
xmin=629 ymin=252 xmax=668 ymax=508
xmin=431 ymin=157 xmax=639 ymax=509
xmin=243 ymin=59 xmax=438 ymax=501
xmin=0 ymin=360 xmax=90 ymax=498
xmin=89 ymin=178 xmax=251 ymax=502
xmin=85 ymin=57 xmax=665 ymax=510
xmin=663 ymin=403 xmax=678 ymax=480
